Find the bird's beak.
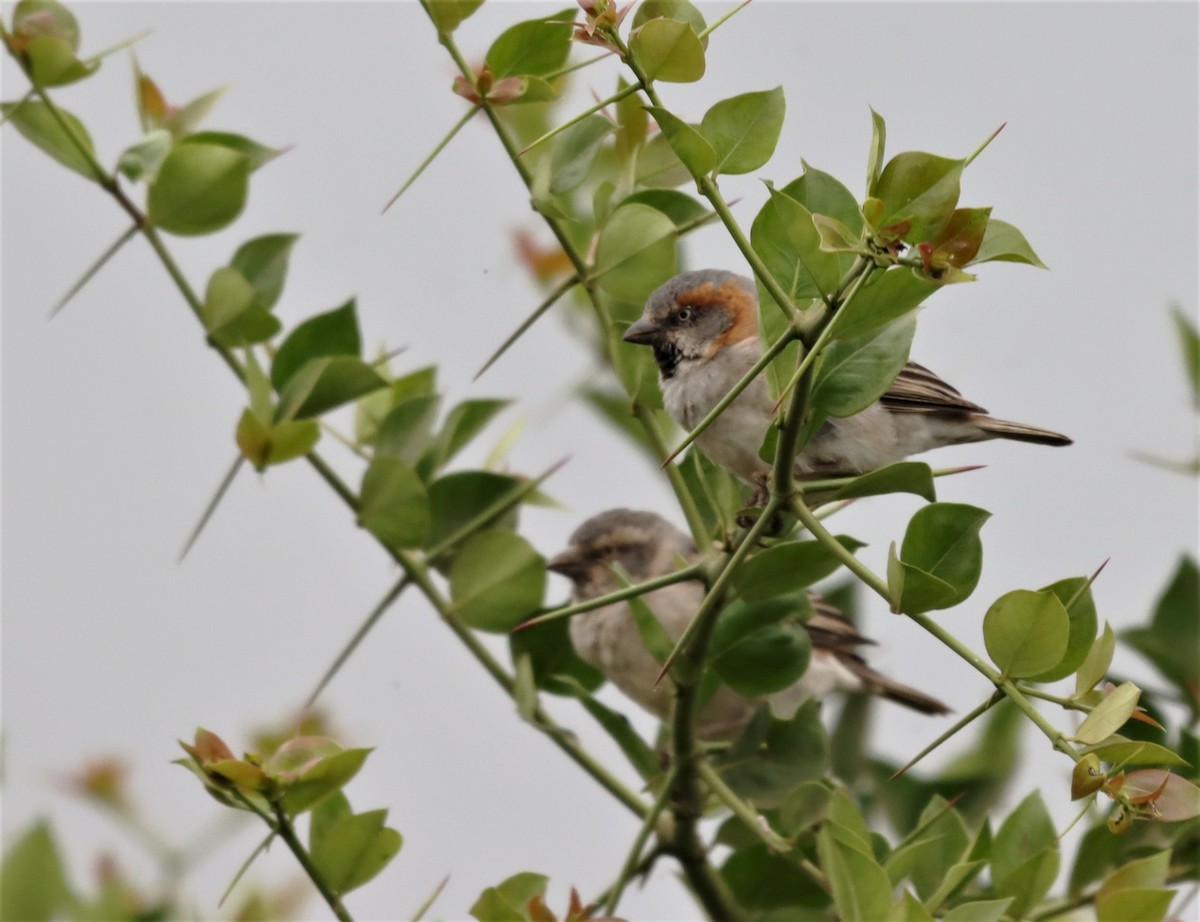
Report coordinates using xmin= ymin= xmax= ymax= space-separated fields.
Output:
xmin=622 ymin=316 xmax=663 ymax=346
xmin=545 ymin=549 xmax=587 ymax=580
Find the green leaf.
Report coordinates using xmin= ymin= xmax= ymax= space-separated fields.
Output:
xmin=866 ymin=108 xmax=886 ymax=194
xmin=829 ymin=268 xmax=939 ymax=341
xmin=310 ymin=809 xmax=402 ymax=895
xmin=201 ymin=267 xmax=280 ymax=348
xmin=230 ymin=233 xmax=298 ymax=311
xmin=644 ymin=106 xmax=716 ymax=176
xmin=619 ymin=574 xmax=674 ymax=664
xmin=942 ymin=899 xmax=1014 ymax=922
xmin=162 ymin=86 xmax=226 ymax=138
xmin=471 ymin=873 xmax=550 ymax=922
xmin=427 ymin=0 xmax=484 ymax=33
xmin=1097 ymin=850 xmax=1170 ymax=902
xmin=902 ymin=796 xmax=970 ymax=899
xmin=485 ymin=9 xmax=574 ymax=78
xmin=147 ymin=143 xmax=250 ymax=236
xmin=894 ymin=502 xmax=990 ymax=614
xmin=632 ymin=0 xmax=708 ymax=43
xmin=701 ymin=86 xmax=785 ymax=175
xmin=181 ymin=130 xmax=281 ymax=171
xmin=25 ymin=35 xmax=97 ymax=87
xmin=309 ymin=791 xmax=352 ymax=852
xmin=809 ymin=313 xmax=916 ymax=419
xmin=450 ymin=530 xmax=545 ymax=632
xmin=275 ymin=356 xmax=386 ymax=421
xmin=633 ymin=130 xmax=695 ymax=188
xmin=1072 ymin=681 xmax=1141 ymax=744
xmin=557 ymin=676 xmax=658 ymax=778
xmin=621 ymin=188 xmax=709 ymax=227
xmin=1096 ymin=888 xmax=1174 ymax=922
xmin=593 ymin=203 xmax=678 ymax=302
xmin=1122 ymin=556 xmax=1199 ymax=706
xmin=1075 ymin=622 xmax=1116 ymax=696
xmin=733 ymin=537 xmax=864 ymax=602
xmin=831 ymin=462 xmax=936 ymax=503
xmin=278 ymin=747 xmax=372 ymax=814
xmin=2 ymin=100 xmax=97 ymax=179
xmin=548 ymin=114 xmax=613 ymax=195
xmin=271 ymin=300 xmax=361 ymax=390
xmin=510 ymin=616 xmax=604 ymax=696
xmin=424 ymin=471 xmax=523 ymax=557
xmin=0 ymin=820 xmax=74 ymax=922
xmin=991 ymin=792 xmax=1056 ymax=888
xmin=1025 ymin=576 xmax=1099 ymax=683
xmin=783 ymin=165 xmax=865 ymax=240
xmin=427 ymin=399 xmax=511 ymax=471
xmin=235 ymin=410 xmax=319 ymax=470
xmin=996 ymin=850 xmax=1060 ymax=920
xmin=116 ymin=128 xmax=172 ymax=183
xmin=721 ymin=843 xmax=828 ymax=912
xmin=1173 ymin=305 xmax=1200 ymax=408
xmin=982 ymin=589 xmax=1071 ymax=679
xmin=13 ymin=1 xmax=80 ymax=50
xmin=873 ymin=152 xmax=963 ymax=242
xmin=751 ymin=185 xmax=843 ymax=304
xmin=817 ymin=825 xmax=893 ymax=922
xmin=719 ymin=700 xmax=828 ymax=808
xmin=970 ymin=218 xmax=1046 ymax=268
xmin=631 ymin=18 xmax=705 ymax=83
xmin=1083 ymin=738 xmax=1190 ymax=768
xmin=712 ymin=609 xmax=811 ymax=697
xmin=358 ymin=457 xmax=431 ymax=550
xmin=376 ymin=396 xmax=441 ymax=466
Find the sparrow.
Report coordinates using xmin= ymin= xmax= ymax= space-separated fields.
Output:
xmin=546 ymin=509 xmax=949 ymax=739
xmin=622 ymin=269 xmax=1072 ymax=485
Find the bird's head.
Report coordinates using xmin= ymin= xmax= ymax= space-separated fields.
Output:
xmin=546 ymin=509 xmax=695 ymax=599
xmin=622 ymin=270 xmax=759 ymax=377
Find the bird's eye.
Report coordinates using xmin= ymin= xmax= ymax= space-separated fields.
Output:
xmin=675 ymin=307 xmax=692 ymax=324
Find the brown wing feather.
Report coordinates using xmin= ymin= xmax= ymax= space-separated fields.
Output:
xmin=805 ymin=596 xmax=875 ymax=652
xmin=880 ymin=362 xmax=988 ymax=416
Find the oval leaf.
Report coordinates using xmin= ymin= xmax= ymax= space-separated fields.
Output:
xmin=896 ymin=502 xmax=991 ymax=613
xmin=148 ymin=143 xmax=250 ymax=236
xmin=450 ymin=530 xmax=545 ymax=632
xmin=1071 ymin=682 xmax=1142 ymax=745
xmin=644 ymin=106 xmax=716 ymax=176
xmin=983 ymin=589 xmax=1071 ymax=679
xmin=593 ymin=203 xmax=678 ymax=302
xmin=358 ymin=457 xmax=431 ymax=550
xmin=631 ymin=18 xmax=705 ymax=83
xmin=2 ymin=100 xmax=98 ymax=180
xmin=701 ymin=86 xmax=785 ymax=176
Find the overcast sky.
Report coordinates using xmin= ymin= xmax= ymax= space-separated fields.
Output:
xmin=3 ymin=2 xmax=1198 ymax=920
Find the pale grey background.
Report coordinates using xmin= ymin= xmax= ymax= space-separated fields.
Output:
xmin=3 ymin=2 xmax=1197 ymax=920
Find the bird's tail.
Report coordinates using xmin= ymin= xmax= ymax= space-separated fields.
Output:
xmin=847 ymin=661 xmax=952 ymax=715
xmin=974 ymin=415 xmax=1073 ymax=447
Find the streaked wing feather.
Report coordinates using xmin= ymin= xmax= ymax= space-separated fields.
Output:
xmin=881 ymin=362 xmax=988 ymax=415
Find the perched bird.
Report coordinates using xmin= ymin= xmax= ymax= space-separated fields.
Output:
xmin=547 ymin=509 xmax=949 ymax=739
xmin=622 ymin=269 xmax=1071 ymax=484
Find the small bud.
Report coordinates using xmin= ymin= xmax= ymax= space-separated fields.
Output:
xmin=1107 ymin=803 xmax=1132 ymax=835
xmin=1071 ymin=753 xmax=1106 ymax=800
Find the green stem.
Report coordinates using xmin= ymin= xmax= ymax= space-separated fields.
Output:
xmin=179 ymin=454 xmax=245 ymax=562
xmin=890 ymin=692 xmax=1003 ymax=780
xmin=383 ymin=105 xmax=478 ymax=213
xmin=270 ymin=803 xmax=355 ymax=922
xmin=604 ymin=771 xmax=677 ymax=917
xmin=474 ymin=274 xmax=579 ymax=380
xmin=542 ymin=51 xmax=614 ymax=82
xmin=696 ymin=761 xmax=790 ymax=853
xmin=696 ymin=0 xmax=753 ymax=40
xmin=517 ymin=83 xmax=642 ymax=157
xmin=1016 ymin=685 xmax=1093 ymax=713
xmin=789 ymin=495 xmax=891 ymax=602
xmin=49 ymin=223 xmax=139 ymax=318
xmin=305 ymin=577 xmax=411 ymax=708
xmin=517 ymin=562 xmax=706 ymax=631
xmin=906 ymin=610 xmax=1082 ymax=760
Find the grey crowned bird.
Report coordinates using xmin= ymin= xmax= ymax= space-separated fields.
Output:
xmin=547 ymin=509 xmax=949 ymax=739
xmin=622 ymin=269 xmax=1071 ymax=486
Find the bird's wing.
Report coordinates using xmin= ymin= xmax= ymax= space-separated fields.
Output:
xmin=880 ymin=362 xmax=988 ymax=415
xmin=805 ymin=596 xmax=875 ymax=652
